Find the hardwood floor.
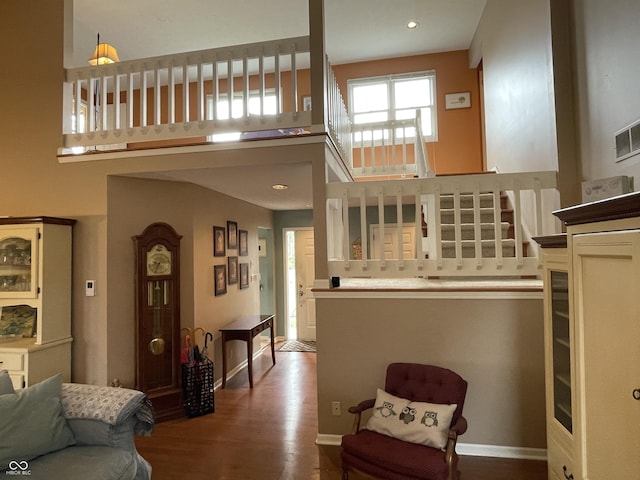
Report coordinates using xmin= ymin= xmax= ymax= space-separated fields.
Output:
xmin=136 ymin=347 xmax=547 ymax=480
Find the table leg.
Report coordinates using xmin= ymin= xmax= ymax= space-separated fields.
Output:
xmin=270 ymin=322 xmax=276 ymax=366
xmin=221 ymin=334 xmax=227 ymax=388
xmin=246 ymin=334 xmax=253 ymax=388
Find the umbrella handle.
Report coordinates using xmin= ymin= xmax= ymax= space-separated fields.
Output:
xmin=205 ymin=332 xmax=213 ymax=348
xmin=193 ymin=327 xmax=206 ymax=349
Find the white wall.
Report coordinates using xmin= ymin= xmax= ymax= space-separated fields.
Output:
xmin=471 ymin=0 xmax=564 ymax=231
xmin=471 ymin=0 xmax=558 ymax=175
xmin=573 ymin=0 xmax=640 ymax=185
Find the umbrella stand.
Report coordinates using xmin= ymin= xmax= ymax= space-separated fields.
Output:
xmin=181 ymin=329 xmax=215 ymax=418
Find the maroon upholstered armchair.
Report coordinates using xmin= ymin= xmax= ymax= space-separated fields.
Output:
xmin=341 ymin=363 xmax=468 ymax=480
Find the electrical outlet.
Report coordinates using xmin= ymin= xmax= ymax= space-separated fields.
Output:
xmin=331 ymin=401 xmax=341 ymax=416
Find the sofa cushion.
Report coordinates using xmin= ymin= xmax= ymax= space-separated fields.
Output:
xmin=366 ymin=388 xmax=456 ymax=450
xmin=0 ymin=369 xmax=14 ymax=394
xmin=0 ymin=374 xmax=76 ymax=467
xmin=27 ymin=445 xmax=137 ymax=480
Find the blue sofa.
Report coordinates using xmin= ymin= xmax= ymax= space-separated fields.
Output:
xmin=0 ymin=372 xmax=153 ymax=480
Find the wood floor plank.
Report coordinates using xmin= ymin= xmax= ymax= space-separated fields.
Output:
xmin=136 ymin=347 xmax=548 ymax=479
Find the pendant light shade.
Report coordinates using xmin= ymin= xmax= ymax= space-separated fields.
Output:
xmin=88 ymin=42 xmax=120 ymax=65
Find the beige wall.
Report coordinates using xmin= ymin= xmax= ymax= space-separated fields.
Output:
xmin=104 ymin=176 xmax=273 ymax=387
xmin=316 ymin=294 xmax=546 ymax=449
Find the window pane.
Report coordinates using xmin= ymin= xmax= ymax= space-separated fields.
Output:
xmin=352 ymin=84 xmax=388 ymax=113
xmin=353 ymin=111 xmax=388 ymax=124
xmin=395 ymin=108 xmax=416 ymax=121
xmin=354 ymin=129 xmax=389 ymax=143
xmin=394 ymin=78 xmax=432 ymax=109
xmin=420 ymin=107 xmax=432 ymax=136
xmin=248 ymin=95 xmax=277 ymax=116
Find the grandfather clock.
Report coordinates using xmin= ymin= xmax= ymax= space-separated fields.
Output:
xmin=133 ymin=223 xmax=183 ymax=421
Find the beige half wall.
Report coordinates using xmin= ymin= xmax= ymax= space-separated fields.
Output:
xmin=315 ymin=291 xmax=546 ymax=452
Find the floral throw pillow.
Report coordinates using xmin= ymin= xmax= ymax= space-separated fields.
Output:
xmin=366 ymin=388 xmax=457 ymax=450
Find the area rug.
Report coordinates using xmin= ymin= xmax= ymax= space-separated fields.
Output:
xmin=278 ymin=340 xmax=316 ymax=352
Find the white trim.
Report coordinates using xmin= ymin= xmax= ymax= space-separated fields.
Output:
xmin=456 ymin=443 xmax=547 ymax=461
xmin=58 ymin=129 xmax=323 ymax=163
xmin=315 ymin=434 xmax=547 ymax=461
xmin=283 ymin=227 xmax=315 ymax=341
xmin=315 ymin=434 xmax=342 ymax=446
xmin=313 ymin=289 xmax=543 ymax=301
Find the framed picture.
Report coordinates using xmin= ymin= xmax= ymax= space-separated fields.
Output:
xmin=214 ymin=264 xmax=227 ymax=296
xmin=227 ymin=221 xmax=238 ymax=249
xmin=228 ymin=256 xmax=238 ymax=284
xmin=302 ymin=95 xmax=312 ymax=111
xmin=239 ymin=263 xmax=249 ymax=289
xmin=213 ymin=226 xmax=225 ymax=257
xmin=444 ymin=92 xmax=471 ymax=110
xmin=239 ymin=229 xmax=248 ymax=256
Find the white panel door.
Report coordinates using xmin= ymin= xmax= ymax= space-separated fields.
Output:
xmin=370 ymin=223 xmax=416 ymax=259
xmin=573 ymin=230 xmax=640 ymax=479
xmin=295 ymin=229 xmax=316 ymax=341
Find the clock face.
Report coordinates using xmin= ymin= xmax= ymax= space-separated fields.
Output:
xmin=146 ymin=244 xmax=172 ymax=276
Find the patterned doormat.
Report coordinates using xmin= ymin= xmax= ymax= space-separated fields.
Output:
xmin=278 ymin=340 xmax=316 ymax=352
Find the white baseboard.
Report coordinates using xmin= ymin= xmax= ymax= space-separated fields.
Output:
xmin=315 ymin=434 xmax=547 ymax=461
xmin=457 ymin=443 xmax=547 ymax=461
xmin=315 ymin=434 xmax=342 ymax=446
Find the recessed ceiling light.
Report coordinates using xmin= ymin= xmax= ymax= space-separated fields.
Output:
xmin=272 ymin=184 xmax=288 ymax=190
xmin=407 ymin=20 xmax=419 ymax=30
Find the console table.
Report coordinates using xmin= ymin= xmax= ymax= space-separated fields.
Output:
xmin=219 ymin=314 xmax=276 ymax=388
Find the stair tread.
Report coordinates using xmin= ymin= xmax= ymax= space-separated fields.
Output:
xmin=440 ymin=222 xmax=510 ymax=228
xmin=440 ymin=207 xmax=513 ymax=212
xmin=442 ymin=239 xmax=517 ymax=246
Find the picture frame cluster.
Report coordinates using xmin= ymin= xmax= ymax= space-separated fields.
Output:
xmin=213 ymin=220 xmax=249 ymax=296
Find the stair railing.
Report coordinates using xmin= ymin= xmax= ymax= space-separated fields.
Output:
xmin=326 ymin=170 xmax=558 ymax=278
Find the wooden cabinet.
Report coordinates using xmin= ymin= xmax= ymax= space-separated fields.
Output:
xmin=538 ymin=192 xmax=640 ymax=480
xmin=0 ymin=217 xmax=75 ymax=389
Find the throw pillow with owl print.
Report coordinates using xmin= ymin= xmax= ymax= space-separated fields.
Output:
xmin=366 ymin=388 xmax=457 ymax=450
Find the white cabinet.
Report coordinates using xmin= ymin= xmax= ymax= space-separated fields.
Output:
xmin=536 ymin=234 xmax=578 ymax=480
xmin=572 ymin=229 xmax=640 ymax=479
xmin=543 ymin=192 xmax=640 ymax=480
xmin=0 ymin=217 xmax=75 ymax=389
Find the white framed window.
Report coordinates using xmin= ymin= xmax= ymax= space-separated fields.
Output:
xmin=348 ymin=71 xmax=437 ymax=143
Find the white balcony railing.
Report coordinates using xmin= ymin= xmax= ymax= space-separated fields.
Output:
xmin=61 ymin=37 xmax=314 ymax=153
xmin=326 ymin=171 xmax=558 ymax=278
xmin=350 ymin=110 xmax=433 ymax=179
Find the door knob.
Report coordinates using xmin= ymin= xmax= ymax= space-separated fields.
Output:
xmin=633 ymin=388 xmax=640 ymax=400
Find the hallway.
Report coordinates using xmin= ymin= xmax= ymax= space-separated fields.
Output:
xmin=135 ymin=347 xmax=547 ymax=479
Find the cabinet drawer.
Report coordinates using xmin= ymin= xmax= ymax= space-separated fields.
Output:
xmin=548 ymin=436 xmax=576 ymax=480
xmin=0 ymin=351 xmax=24 ymax=371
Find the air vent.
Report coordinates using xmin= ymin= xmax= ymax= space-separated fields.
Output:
xmin=615 ymin=119 xmax=640 ymax=162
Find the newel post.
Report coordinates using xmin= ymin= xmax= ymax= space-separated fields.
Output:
xmin=309 ymin=0 xmax=328 ymax=133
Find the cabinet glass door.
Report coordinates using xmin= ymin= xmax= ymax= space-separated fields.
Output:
xmin=0 ymin=228 xmax=38 ymax=298
xmin=551 ymin=270 xmax=572 ymax=433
